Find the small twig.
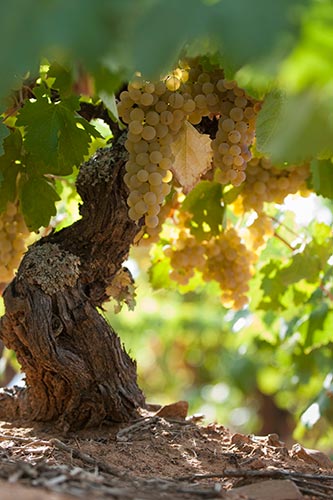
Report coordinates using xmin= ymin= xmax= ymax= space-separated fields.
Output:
xmin=50 ymin=438 xmax=123 ymax=477
xmin=319 ymin=283 xmax=333 ymax=302
xmin=297 ymin=486 xmax=332 ymax=498
xmin=176 ymin=468 xmax=333 ymax=482
xmin=116 ymin=416 xmax=158 ymax=439
xmin=273 ymin=231 xmax=295 ymax=251
xmin=294 ymin=477 xmax=333 ymax=492
xmin=1 ymin=107 xmax=19 ymax=123
xmin=0 ymin=434 xmax=50 ymax=445
xmin=269 ymin=215 xmax=304 ymax=240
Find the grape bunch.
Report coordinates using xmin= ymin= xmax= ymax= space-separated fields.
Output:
xmin=163 ymin=213 xmax=255 ymax=308
xmin=138 ymin=191 xmax=180 ymax=246
xmin=117 ymin=75 xmax=185 ymax=230
xmin=246 ymin=213 xmax=275 ymax=252
xmin=0 ymin=202 xmax=30 ymax=286
xmin=164 ymin=228 xmax=206 ymax=286
xmin=184 ymin=68 xmax=260 ymax=187
xmin=202 ymin=228 xmax=255 ymax=309
xmin=117 ymin=58 xmax=261 ymax=236
xmin=232 ymin=156 xmax=310 ymax=214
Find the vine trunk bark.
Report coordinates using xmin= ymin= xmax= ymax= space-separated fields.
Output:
xmin=0 ymin=137 xmax=146 ymax=431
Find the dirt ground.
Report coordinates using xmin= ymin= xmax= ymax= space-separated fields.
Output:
xmin=0 ymin=402 xmax=332 ymax=500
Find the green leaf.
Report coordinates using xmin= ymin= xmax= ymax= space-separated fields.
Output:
xmin=16 ymin=97 xmax=61 ymax=169
xmin=0 ymin=1 xmax=137 ymax=99
xmin=181 ymin=181 xmax=224 ymax=240
xmin=280 ymin=252 xmax=320 ymax=284
xmin=222 ymin=185 xmax=243 ymax=204
xmin=19 ymin=176 xmax=60 ymax=231
xmin=301 ymin=304 xmax=333 ymax=352
xmin=256 ymin=90 xmax=333 ymax=163
xmin=17 ymin=96 xmax=101 ymax=175
xmin=99 ymin=91 xmax=119 ymax=123
xmin=256 ymin=91 xmax=285 ymax=155
xmin=311 ymin=159 xmax=333 ymax=199
xmin=0 ymin=122 xmax=10 ymax=155
xmin=132 ymin=0 xmax=205 ymax=78
xmin=47 ymin=62 xmax=73 ymax=96
xmin=0 ymin=130 xmax=24 ymax=211
xmin=149 ymin=258 xmax=173 ymax=291
xmin=132 ymin=0 xmax=305 ymax=78
xmin=212 ymin=0 xmax=306 ymax=69
xmin=258 ymin=239 xmax=327 ymax=310
xmin=94 ymin=65 xmax=126 ymax=96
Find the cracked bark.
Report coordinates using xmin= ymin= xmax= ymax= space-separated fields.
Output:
xmin=0 ymin=136 xmax=146 ymax=431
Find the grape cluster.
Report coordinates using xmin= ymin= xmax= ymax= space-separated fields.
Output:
xmin=183 ymin=64 xmax=261 ymax=186
xmin=138 ymin=191 xmax=180 ymax=246
xmin=202 ymin=228 xmax=255 ymax=309
xmin=163 ymin=216 xmax=254 ymax=308
xmin=117 ymin=59 xmax=260 ymax=234
xmin=0 ymin=202 xmax=30 ymax=285
xmin=232 ymin=156 xmax=310 ymax=214
xmin=164 ymin=228 xmax=206 ymax=286
xmin=246 ymin=213 xmax=274 ymax=252
xmin=117 ymin=75 xmax=185 ymax=230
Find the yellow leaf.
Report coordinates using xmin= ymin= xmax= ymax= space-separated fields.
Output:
xmin=171 ymin=121 xmax=213 ymax=193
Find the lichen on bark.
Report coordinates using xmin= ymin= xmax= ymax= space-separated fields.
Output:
xmin=20 ymin=243 xmax=80 ymax=295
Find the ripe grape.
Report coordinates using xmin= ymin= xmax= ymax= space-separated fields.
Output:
xmin=232 ymin=156 xmax=311 ymax=214
xmin=202 ymin=228 xmax=255 ymax=309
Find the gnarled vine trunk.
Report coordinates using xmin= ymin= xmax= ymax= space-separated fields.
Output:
xmin=0 ymin=137 xmax=146 ymax=431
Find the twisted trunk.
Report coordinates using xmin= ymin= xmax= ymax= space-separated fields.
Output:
xmin=0 ymin=138 xmax=146 ymax=431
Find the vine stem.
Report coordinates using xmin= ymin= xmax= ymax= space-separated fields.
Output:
xmin=319 ymin=284 xmax=333 ymax=301
xmin=273 ymin=231 xmax=295 ymax=251
xmin=269 ymin=215 xmax=304 ymax=240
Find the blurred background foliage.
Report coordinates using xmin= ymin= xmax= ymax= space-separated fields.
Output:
xmin=105 ymin=194 xmax=333 ymax=452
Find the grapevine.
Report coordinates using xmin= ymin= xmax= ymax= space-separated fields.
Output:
xmin=116 ymin=58 xmax=317 ymax=312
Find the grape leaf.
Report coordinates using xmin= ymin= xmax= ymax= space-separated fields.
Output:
xmin=17 ymin=97 xmax=59 ymax=168
xmin=300 ymin=304 xmax=333 ymax=353
xmin=256 ymin=90 xmax=333 ymax=163
xmin=132 ymin=0 xmax=205 ymax=78
xmin=310 ymin=159 xmax=333 ymax=199
xmin=0 ymin=1 xmax=136 ymax=100
xmin=17 ymin=96 xmax=101 ymax=175
xmin=0 ymin=130 xmax=24 ymax=212
xmin=255 ymin=91 xmax=285 ymax=156
xmin=181 ymin=181 xmax=224 ymax=240
xmin=258 ymin=245 xmax=324 ymax=310
xmin=19 ymin=176 xmax=60 ymax=231
xmin=149 ymin=258 xmax=174 ymax=291
xmin=99 ymin=91 xmax=119 ymax=123
xmin=0 ymin=122 xmax=10 ymax=156
xmin=47 ymin=62 xmax=73 ymax=96
xmin=171 ymin=122 xmax=212 ymax=194
xmin=212 ymin=0 xmax=305 ymax=68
